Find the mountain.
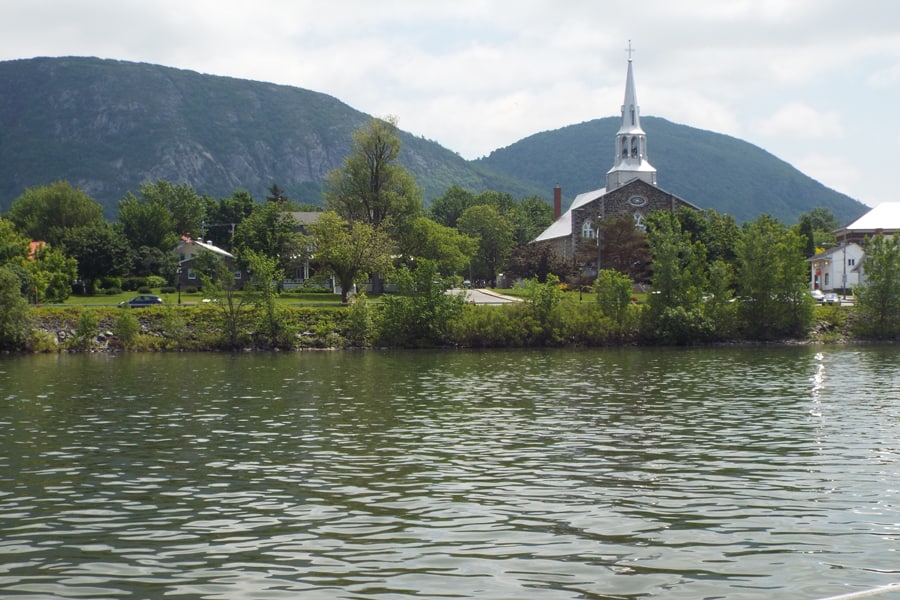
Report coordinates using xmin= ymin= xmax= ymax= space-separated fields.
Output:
xmin=0 ymin=57 xmax=867 ymax=225
xmin=476 ymin=117 xmax=868 ymax=225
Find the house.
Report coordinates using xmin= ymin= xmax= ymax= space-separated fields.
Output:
xmin=808 ymin=243 xmax=864 ymax=293
xmin=533 ymin=49 xmax=701 ymax=262
xmin=834 ymin=202 xmax=900 ymax=245
xmin=284 ymin=211 xmax=323 ymax=288
xmin=173 ymin=237 xmax=244 ymax=288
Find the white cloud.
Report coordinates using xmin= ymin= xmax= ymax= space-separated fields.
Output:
xmin=755 ymin=103 xmax=843 ymax=139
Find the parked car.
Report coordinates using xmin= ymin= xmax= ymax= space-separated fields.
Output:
xmin=810 ymin=289 xmax=825 ymax=303
xmin=824 ymin=292 xmax=840 ymax=305
xmin=119 ymin=294 xmax=163 ymax=307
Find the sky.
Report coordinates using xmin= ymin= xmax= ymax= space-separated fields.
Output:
xmin=2 ymin=0 xmax=899 ymax=208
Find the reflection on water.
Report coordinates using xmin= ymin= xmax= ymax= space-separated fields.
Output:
xmin=2 ymin=347 xmax=900 ymax=599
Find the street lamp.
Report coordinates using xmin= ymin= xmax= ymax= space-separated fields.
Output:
xmin=177 ymin=267 xmax=182 ymax=305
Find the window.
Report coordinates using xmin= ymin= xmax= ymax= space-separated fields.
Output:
xmin=188 ymin=269 xmax=197 ymax=280
xmin=848 ymin=258 xmax=856 ymax=266
xmin=581 ymin=220 xmax=596 ymax=239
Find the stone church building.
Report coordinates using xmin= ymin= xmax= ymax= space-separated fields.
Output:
xmin=533 ymin=51 xmax=701 ymax=260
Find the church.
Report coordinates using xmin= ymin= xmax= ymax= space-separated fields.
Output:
xmin=533 ymin=49 xmax=701 ymax=260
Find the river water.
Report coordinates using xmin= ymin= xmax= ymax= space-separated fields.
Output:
xmin=1 ymin=346 xmax=900 ymax=599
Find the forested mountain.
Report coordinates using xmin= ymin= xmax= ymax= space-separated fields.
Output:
xmin=0 ymin=57 xmax=867 ymax=225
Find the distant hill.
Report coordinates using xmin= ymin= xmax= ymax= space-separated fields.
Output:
xmin=476 ymin=117 xmax=867 ymax=225
xmin=0 ymin=57 xmax=867 ymax=225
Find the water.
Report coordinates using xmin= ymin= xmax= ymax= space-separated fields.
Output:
xmin=1 ymin=346 xmax=900 ymax=599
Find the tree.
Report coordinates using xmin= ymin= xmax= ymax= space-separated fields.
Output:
xmin=204 ymin=190 xmax=256 ymax=249
xmin=854 ymin=234 xmax=900 ymax=338
xmin=457 ymin=204 xmax=515 ymax=284
xmin=231 ymin=202 xmax=305 ymax=276
xmin=0 ymin=265 xmax=30 ymax=349
xmin=594 ymin=269 xmax=634 ymax=324
xmin=397 ymin=216 xmax=477 ymax=276
xmin=309 ymin=211 xmax=395 ymax=303
xmin=195 ymin=250 xmax=251 ymax=350
xmin=377 ymin=259 xmax=466 ymax=347
xmin=796 ymin=207 xmax=839 ymax=255
xmin=7 ymin=181 xmax=105 ymax=246
xmin=324 ymin=116 xmax=423 ymax=233
xmin=598 ymin=214 xmax=651 ymax=280
xmin=118 ymin=193 xmax=178 ymax=252
xmin=643 ymin=211 xmax=712 ymax=344
xmin=63 ymin=222 xmax=132 ymax=295
xmin=505 ymin=243 xmax=573 ymax=283
xmin=242 ymin=248 xmax=288 ymax=346
xmin=735 ymin=215 xmax=812 ymax=339
xmin=429 ymin=185 xmax=477 ymax=228
xmin=513 ymin=196 xmax=554 ymax=245
xmin=136 ymin=180 xmax=207 ymax=239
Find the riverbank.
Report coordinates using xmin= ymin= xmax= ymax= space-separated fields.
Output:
xmin=6 ymin=299 xmax=866 ymax=354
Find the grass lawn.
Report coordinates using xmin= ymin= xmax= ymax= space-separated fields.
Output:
xmin=49 ymin=289 xmax=354 ymax=308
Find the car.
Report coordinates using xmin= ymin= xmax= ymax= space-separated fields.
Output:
xmin=120 ymin=294 xmax=163 ymax=307
xmin=810 ymin=289 xmax=825 ymax=303
xmin=824 ymin=292 xmax=840 ymax=305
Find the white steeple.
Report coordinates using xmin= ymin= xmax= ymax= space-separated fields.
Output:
xmin=606 ymin=42 xmax=657 ymax=191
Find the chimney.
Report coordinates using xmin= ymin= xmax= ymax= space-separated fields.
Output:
xmin=553 ymin=185 xmax=562 ymax=220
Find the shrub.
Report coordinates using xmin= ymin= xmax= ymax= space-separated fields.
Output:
xmin=71 ymin=310 xmax=99 ymax=350
xmin=0 ymin=266 xmax=31 ymax=350
xmin=113 ymin=309 xmax=141 ymax=349
xmin=160 ymin=286 xmax=176 ymax=294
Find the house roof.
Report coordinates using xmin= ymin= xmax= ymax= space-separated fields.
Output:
xmin=533 ymin=187 xmax=605 ymax=242
xmin=289 ymin=211 xmax=323 ymax=226
xmin=843 ymin=202 xmax=900 ymax=231
xmin=176 ymin=237 xmax=234 ymax=259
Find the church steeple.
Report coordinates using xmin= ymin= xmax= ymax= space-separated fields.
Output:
xmin=606 ymin=42 xmax=657 ymax=191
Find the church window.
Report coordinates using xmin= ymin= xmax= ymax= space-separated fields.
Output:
xmin=631 ymin=137 xmax=639 ymax=157
xmin=630 ymin=108 xmax=635 ymax=126
xmin=581 ymin=220 xmax=596 ymax=239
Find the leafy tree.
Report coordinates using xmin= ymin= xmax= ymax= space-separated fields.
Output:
xmin=231 ymin=202 xmax=305 ymax=275
xmin=324 ymin=116 xmax=423 ymax=234
xmin=0 ymin=265 xmax=30 ymax=349
xmin=643 ymin=211 xmax=712 ymax=344
xmin=594 ymin=269 xmax=633 ymax=324
xmin=118 ymin=193 xmax=178 ymax=252
xmin=429 ymin=185 xmax=477 ymax=227
xmin=136 ymin=180 xmax=207 ymax=238
xmin=505 ymin=243 xmax=573 ymax=283
xmin=242 ymin=248 xmax=289 ymax=346
xmin=457 ymin=204 xmax=515 ymax=284
xmin=309 ymin=211 xmax=395 ymax=303
xmin=735 ymin=215 xmax=813 ymax=339
xmin=267 ymin=184 xmax=288 ymax=204
xmin=204 ymin=190 xmax=256 ymax=249
xmin=598 ymin=214 xmax=651 ymax=280
xmin=196 ymin=251 xmax=251 ymax=350
xmin=398 ymin=216 xmax=477 ymax=275
xmin=513 ymin=195 xmax=554 ymax=245
xmin=796 ymin=207 xmax=839 ymax=255
xmin=854 ymin=234 xmax=900 ymax=338
xmin=7 ymin=181 xmax=104 ymax=246
xmin=63 ymin=222 xmax=132 ymax=295
xmin=377 ymin=259 xmax=466 ymax=347
xmin=27 ymin=245 xmax=77 ymax=303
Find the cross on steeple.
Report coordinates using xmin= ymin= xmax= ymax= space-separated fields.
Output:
xmin=625 ymin=40 xmax=635 ymax=61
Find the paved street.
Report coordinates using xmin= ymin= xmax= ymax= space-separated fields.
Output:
xmin=449 ymin=288 xmax=522 ymax=305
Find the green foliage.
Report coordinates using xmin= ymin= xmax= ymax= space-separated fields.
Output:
xmin=397 ymin=216 xmax=477 ymax=275
xmin=7 ymin=181 xmax=105 ymax=246
xmin=345 ymin=294 xmax=376 ymax=347
xmin=594 ymin=269 xmax=634 ymax=324
xmin=376 ymin=260 xmax=466 ymax=347
xmin=113 ymin=309 xmax=141 ymax=349
xmin=231 ymin=203 xmax=305 ymax=274
xmin=736 ymin=215 xmax=813 ymax=340
xmin=0 ymin=265 xmax=31 ymax=349
xmin=309 ymin=211 xmax=396 ymax=303
xmin=457 ymin=204 xmax=516 ymax=282
xmin=63 ymin=221 xmax=132 ymax=295
xmin=853 ymin=234 xmax=900 ymax=338
xmin=71 ymin=309 xmax=99 ymax=350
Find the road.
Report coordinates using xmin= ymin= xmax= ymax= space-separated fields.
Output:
xmin=450 ymin=288 xmax=522 ymax=305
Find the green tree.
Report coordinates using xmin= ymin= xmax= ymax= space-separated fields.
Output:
xmin=594 ymin=269 xmax=633 ymax=324
xmin=735 ymin=215 xmax=812 ymax=339
xmin=429 ymin=185 xmax=477 ymax=228
xmin=398 ymin=216 xmax=477 ymax=276
xmin=513 ymin=195 xmax=554 ymax=245
xmin=457 ymin=204 xmax=515 ymax=284
xmin=796 ymin=207 xmax=839 ymax=255
xmin=309 ymin=211 xmax=395 ymax=303
xmin=204 ymin=190 xmax=255 ymax=249
xmin=0 ymin=265 xmax=30 ymax=350
xmin=324 ymin=116 xmax=423 ymax=234
xmin=136 ymin=180 xmax=208 ymax=238
xmin=643 ymin=211 xmax=712 ymax=344
xmin=598 ymin=214 xmax=651 ymax=280
xmin=118 ymin=193 xmax=178 ymax=252
xmin=7 ymin=181 xmax=104 ymax=246
xmin=27 ymin=245 xmax=77 ymax=303
xmin=63 ymin=222 xmax=132 ymax=295
xmin=377 ymin=259 xmax=466 ymax=347
xmin=196 ymin=251 xmax=251 ymax=350
xmin=232 ymin=202 xmax=305 ymax=276
xmin=854 ymin=234 xmax=900 ymax=338
xmin=242 ymin=248 xmax=288 ymax=346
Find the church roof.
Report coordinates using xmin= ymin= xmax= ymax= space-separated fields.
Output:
xmin=533 ymin=187 xmax=605 ymax=242
xmin=842 ymin=202 xmax=900 ymax=231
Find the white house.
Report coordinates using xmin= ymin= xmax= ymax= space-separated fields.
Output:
xmin=808 ymin=243 xmax=863 ymax=293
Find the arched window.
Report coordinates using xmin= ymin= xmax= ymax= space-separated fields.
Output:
xmin=581 ymin=220 xmax=596 ymax=239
